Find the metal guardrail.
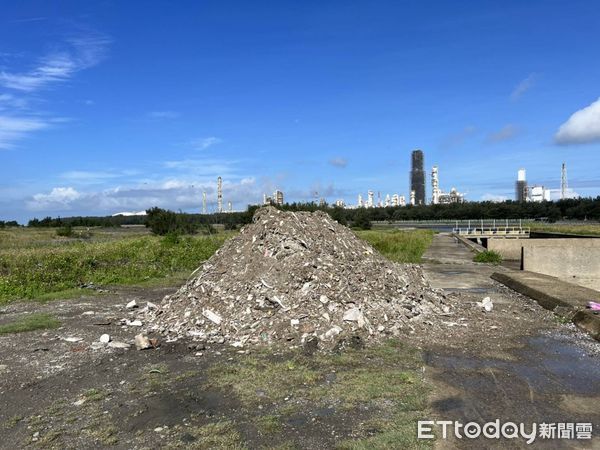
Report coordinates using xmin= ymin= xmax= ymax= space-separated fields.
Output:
xmin=453 ymin=226 xmax=530 ymax=237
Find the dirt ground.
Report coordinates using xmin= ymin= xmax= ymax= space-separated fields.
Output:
xmin=0 ymin=235 xmax=599 ymax=449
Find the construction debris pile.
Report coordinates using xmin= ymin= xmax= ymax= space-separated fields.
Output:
xmin=147 ymin=206 xmax=448 ymax=348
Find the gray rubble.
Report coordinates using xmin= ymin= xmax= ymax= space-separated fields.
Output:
xmin=147 ymin=206 xmax=448 ymax=348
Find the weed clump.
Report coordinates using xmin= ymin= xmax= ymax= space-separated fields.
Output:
xmin=474 ymin=250 xmax=502 ymax=265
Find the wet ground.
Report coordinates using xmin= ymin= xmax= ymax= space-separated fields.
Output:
xmin=422 ymin=233 xmax=600 ymax=449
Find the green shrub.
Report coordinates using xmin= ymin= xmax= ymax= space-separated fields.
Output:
xmin=474 ymin=250 xmax=502 ymax=265
xmin=352 ymin=208 xmax=372 ymax=230
xmin=145 ymin=207 xmax=197 ymax=236
xmin=162 ymin=231 xmax=181 ymax=245
xmin=56 ymin=225 xmax=74 ymax=237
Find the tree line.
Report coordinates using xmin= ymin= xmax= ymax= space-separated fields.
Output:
xmin=19 ymin=196 xmax=600 ymax=232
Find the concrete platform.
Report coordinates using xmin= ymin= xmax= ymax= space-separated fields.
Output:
xmin=492 ymin=270 xmax=600 ymax=340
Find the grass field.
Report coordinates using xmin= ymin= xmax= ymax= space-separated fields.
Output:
xmin=0 ymin=227 xmax=232 ymax=303
xmin=0 ymin=226 xmax=433 ymax=304
xmin=356 ymin=229 xmax=434 ymax=263
xmin=527 ymin=222 xmax=600 ymax=236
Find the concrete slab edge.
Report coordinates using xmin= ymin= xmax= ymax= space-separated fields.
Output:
xmin=454 ymin=234 xmax=485 ymax=254
xmin=491 ymin=272 xmax=600 ymax=342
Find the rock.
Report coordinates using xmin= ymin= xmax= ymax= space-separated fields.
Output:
xmin=290 ymin=319 xmax=300 ymax=326
xmin=147 ymin=302 xmax=158 ymax=310
xmin=108 ymin=341 xmax=131 ymax=349
xmin=135 ymin=334 xmax=153 ymax=350
xmin=63 ymin=337 xmax=83 ymax=343
xmin=126 ymin=299 xmax=138 ymax=309
xmin=73 ymin=398 xmax=86 ymax=406
xmin=202 ymin=309 xmax=222 ymax=325
xmin=343 ymin=308 xmax=367 ymax=327
xmin=324 ymin=326 xmax=343 ymax=339
xmin=478 ymin=297 xmax=493 ymax=312
xmin=99 ymin=334 xmax=111 ymax=344
xmin=127 ymin=319 xmax=143 ymax=327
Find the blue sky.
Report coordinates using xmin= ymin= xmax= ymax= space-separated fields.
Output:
xmin=1 ymin=0 xmax=600 ymax=221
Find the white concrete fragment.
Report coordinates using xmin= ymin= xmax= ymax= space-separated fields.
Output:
xmin=134 ymin=334 xmax=152 ymax=350
xmin=203 ymin=309 xmax=222 ymax=325
xmin=99 ymin=334 xmax=111 ymax=344
xmin=126 ymin=299 xmax=138 ymax=309
xmin=477 ymin=297 xmax=493 ymax=312
xmin=108 ymin=341 xmax=131 ymax=349
xmin=324 ymin=326 xmax=343 ymax=339
xmin=290 ymin=319 xmax=300 ymax=326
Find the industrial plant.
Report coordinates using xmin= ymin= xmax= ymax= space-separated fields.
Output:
xmin=514 ymin=163 xmax=573 ymax=203
xmin=353 ymin=149 xmax=464 ymax=209
xmin=263 ymin=190 xmax=284 ymax=206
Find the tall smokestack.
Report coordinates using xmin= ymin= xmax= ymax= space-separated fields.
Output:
xmin=561 ymin=163 xmax=568 ymax=200
xmin=516 ymin=169 xmax=528 ymax=202
xmin=410 ymin=150 xmax=425 ymax=205
xmin=202 ymin=191 xmax=207 ymax=214
xmin=217 ymin=177 xmax=223 ymax=213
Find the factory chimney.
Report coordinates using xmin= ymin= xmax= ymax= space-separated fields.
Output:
xmin=515 ymin=169 xmax=528 ymax=202
xmin=217 ymin=177 xmax=223 ymax=213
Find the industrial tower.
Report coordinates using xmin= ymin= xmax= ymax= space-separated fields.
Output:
xmin=217 ymin=177 xmax=223 ymax=213
xmin=431 ymin=166 xmax=440 ymax=205
xmin=561 ymin=163 xmax=568 ymax=200
xmin=515 ymin=169 xmax=528 ymax=202
xmin=410 ymin=150 xmax=425 ymax=205
xmin=202 ymin=191 xmax=207 ymax=214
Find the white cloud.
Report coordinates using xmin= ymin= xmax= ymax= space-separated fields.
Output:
xmin=486 ymin=124 xmax=519 ymax=143
xmin=329 ymin=157 xmax=348 ymax=168
xmin=190 ymin=137 xmax=222 ymax=150
xmin=510 ymin=74 xmax=536 ymax=101
xmin=29 ymin=187 xmax=81 ymax=210
xmin=555 ymin=97 xmax=600 ymax=145
xmin=0 ymin=115 xmax=50 ymax=149
xmin=0 ymin=34 xmax=110 ymax=92
xmin=26 ymin=178 xmax=266 ymax=214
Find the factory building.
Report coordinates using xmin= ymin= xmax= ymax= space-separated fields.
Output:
xmin=430 ymin=165 xmax=465 ymax=204
xmin=529 ymin=185 xmax=551 ymax=202
xmin=410 ymin=149 xmax=426 ymax=205
xmin=263 ymin=190 xmax=284 ymax=206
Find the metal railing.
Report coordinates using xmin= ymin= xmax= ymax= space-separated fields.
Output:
xmin=453 ymin=226 xmax=530 ymax=237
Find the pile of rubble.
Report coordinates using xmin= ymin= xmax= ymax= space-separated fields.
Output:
xmin=147 ymin=206 xmax=448 ymax=349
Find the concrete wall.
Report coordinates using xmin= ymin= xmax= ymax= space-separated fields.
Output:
xmin=488 ymin=238 xmax=600 ymax=260
xmin=523 ymin=246 xmax=600 ymax=290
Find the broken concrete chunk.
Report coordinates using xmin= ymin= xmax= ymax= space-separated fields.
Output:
xmin=134 ymin=334 xmax=153 ymax=350
xmin=126 ymin=299 xmax=138 ymax=309
xmin=324 ymin=326 xmax=343 ymax=339
xmin=202 ymin=309 xmax=222 ymax=325
xmin=108 ymin=341 xmax=131 ymax=349
xmin=99 ymin=334 xmax=111 ymax=344
xmin=478 ymin=297 xmax=493 ymax=312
